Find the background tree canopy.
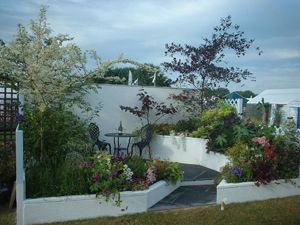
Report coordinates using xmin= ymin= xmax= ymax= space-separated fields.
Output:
xmin=94 ymin=64 xmax=172 ymax=87
xmin=235 ymin=90 xmax=257 ymax=98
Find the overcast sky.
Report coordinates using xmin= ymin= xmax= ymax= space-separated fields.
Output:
xmin=0 ymin=0 xmax=299 ymax=93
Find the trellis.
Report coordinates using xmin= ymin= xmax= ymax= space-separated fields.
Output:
xmin=224 ymin=98 xmax=243 ymax=116
xmin=0 ymin=80 xmax=19 ymax=151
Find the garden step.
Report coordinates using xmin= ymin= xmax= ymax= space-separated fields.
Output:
xmin=179 ymin=163 xmax=219 ymax=181
xmin=149 ymin=185 xmax=216 ymax=211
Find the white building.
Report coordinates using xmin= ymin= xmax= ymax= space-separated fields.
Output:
xmin=247 ymin=89 xmax=300 ymax=128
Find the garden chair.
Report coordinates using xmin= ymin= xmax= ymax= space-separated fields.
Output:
xmin=131 ymin=124 xmax=153 ymax=158
xmin=88 ymin=123 xmax=111 ymax=154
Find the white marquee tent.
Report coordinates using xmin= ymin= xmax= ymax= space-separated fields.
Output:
xmin=247 ymin=89 xmax=300 ymax=128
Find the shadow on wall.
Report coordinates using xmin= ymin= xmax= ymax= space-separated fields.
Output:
xmin=149 ymin=135 xmax=229 ymax=172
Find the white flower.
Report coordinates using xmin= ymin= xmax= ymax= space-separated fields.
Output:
xmin=123 ymin=165 xmax=133 ymax=181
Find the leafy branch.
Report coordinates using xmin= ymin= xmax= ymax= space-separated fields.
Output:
xmin=120 ymin=89 xmax=177 ymax=125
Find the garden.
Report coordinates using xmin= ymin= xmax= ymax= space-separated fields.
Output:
xmin=0 ymin=6 xmax=300 ymax=225
xmin=148 ymin=100 xmax=300 ymax=185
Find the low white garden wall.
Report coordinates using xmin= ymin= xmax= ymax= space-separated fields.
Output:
xmin=217 ymin=178 xmax=300 ymax=204
xmin=150 ymin=135 xmax=228 ymax=172
xmin=23 ymin=180 xmax=180 ymax=225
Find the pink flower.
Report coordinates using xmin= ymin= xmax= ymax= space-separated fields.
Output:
xmin=146 ymin=166 xmax=156 ymax=184
xmin=252 ymin=136 xmax=270 ymax=147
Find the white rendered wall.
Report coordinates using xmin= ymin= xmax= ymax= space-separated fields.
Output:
xmin=289 ymin=107 xmax=298 ymax=125
xmin=79 ymin=85 xmax=184 ymax=148
xmin=16 ymin=126 xmax=25 ymax=225
xmin=217 ymin=178 xmax=300 ymax=204
xmin=150 ymin=135 xmax=229 ymax=172
xmin=23 ymin=181 xmax=179 ymax=225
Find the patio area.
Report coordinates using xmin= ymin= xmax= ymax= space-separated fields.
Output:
xmin=150 ymin=163 xmax=218 ymax=211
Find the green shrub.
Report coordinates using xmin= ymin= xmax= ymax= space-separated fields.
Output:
xmin=126 ymin=156 xmax=148 ymax=179
xmin=22 ymin=105 xmax=91 ymax=163
xmin=151 ymin=124 xmax=175 ymax=135
xmin=22 ymin=105 xmax=92 ymax=198
xmin=0 ymin=142 xmax=15 ymax=185
xmin=273 ymin=122 xmax=300 ymax=180
xmin=194 ymin=103 xmax=241 ymax=153
xmin=191 ymin=127 xmax=207 ymax=138
xmin=174 ymin=118 xmax=200 ymax=133
xmin=26 ymin=153 xmax=89 ymax=198
xmin=226 ymin=142 xmax=252 ymax=166
xmin=163 ymin=162 xmax=184 ymax=184
xmin=151 ymin=160 xmax=170 ymax=181
xmin=150 ymin=159 xmax=184 ymax=184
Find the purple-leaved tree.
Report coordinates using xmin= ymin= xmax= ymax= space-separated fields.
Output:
xmin=120 ymin=89 xmax=177 ymax=125
xmin=163 ymin=16 xmax=262 ymax=116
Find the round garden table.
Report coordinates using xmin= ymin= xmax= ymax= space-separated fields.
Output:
xmin=105 ymin=132 xmax=136 ymax=157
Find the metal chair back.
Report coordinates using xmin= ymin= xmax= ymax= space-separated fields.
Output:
xmin=88 ymin=123 xmax=100 ymax=141
xmin=140 ymin=124 xmax=153 ymax=144
xmin=131 ymin=124 xmax=153 ymax=158
xmin=88 ymin=123 xmax=111 ymax=153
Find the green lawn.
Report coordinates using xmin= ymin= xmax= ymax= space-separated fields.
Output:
xmin=1 ymin=196 xmax=300 ymax=225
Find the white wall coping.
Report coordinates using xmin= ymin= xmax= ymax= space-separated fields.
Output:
xmin=154 ymin=134 xmax=208 ymax=141
xmin=218 ymin=178 xmax=300 ymax=189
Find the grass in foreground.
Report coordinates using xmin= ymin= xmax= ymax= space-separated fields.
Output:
xmin=0 ymin=203 xmax=15 ymax=225
xmin=1 ymin=196 xmax=300 ymax=225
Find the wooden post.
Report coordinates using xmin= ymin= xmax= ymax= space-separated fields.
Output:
xmin=8 ymin=181 xmax=16 ymax=209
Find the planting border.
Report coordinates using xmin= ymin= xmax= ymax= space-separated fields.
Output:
xmin=23 ymin=181 xmax=180 ymax=225
xmin=16 ymin=128 xmax=181 ymax=225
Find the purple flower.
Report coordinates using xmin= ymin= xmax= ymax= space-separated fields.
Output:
xmin=109 ymin=168 xmax=118 ymax=180
xmin=231 ymin=167 xmax=242 ymax=177
xmin=16 ymin=112 xmax=23 ymax=123
xmin=92 ymin=172 xmax=100 ymax=182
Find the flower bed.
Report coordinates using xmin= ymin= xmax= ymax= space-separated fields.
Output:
xmin=16 ymin=125 xmax=184 ymax=225
xmin=218 ymin=122 xmax=300 ymax=185
xmin=150 ymin=135 xmax=228 ymax=172
xmin=23 ymin=180 xmax=180 ymax=224
xmin=215 ymin=118 xmax=300 ymax=204
xmin=217 ymin=178 xmax=300 ymax=204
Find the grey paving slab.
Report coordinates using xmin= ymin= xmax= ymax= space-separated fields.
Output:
xmin=180 ymin=163 xmax=219 ymax=181
xmin=149 ymin=164 xmax=218 ymax=211
xmin=150 ymin=185 xmax=216 ymax=211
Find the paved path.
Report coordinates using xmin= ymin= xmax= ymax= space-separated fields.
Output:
xmin=180 ymin=163 xmax=219 ymax=181
xmin=150 ymin=163 xmax=218 ymax=211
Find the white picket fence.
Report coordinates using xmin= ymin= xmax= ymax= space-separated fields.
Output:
xmin=224 ymin=98 xmax=243 ymax=116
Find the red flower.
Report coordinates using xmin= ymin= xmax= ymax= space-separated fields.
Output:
xmin=263 ymin=146 xmax=275 ymax=160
